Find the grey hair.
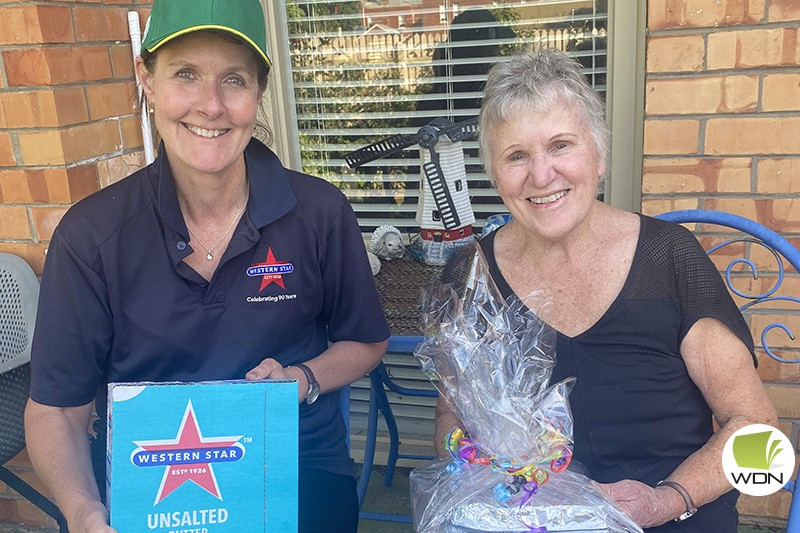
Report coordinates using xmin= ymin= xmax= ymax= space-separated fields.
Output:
xmin=478 ymin=47 xmax=609 ymax=180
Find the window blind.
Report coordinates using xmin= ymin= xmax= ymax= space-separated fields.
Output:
xmin=284 ymin=0 xmax=608 ymax=235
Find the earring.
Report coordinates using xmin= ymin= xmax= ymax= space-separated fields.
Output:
xmin=148 ymin=106 xmax=154 ymax=114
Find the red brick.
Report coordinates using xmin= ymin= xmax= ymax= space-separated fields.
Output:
xmin=646 ymin=76 xmax=758 ymax=115
xmin=0 ymin=166 xmax=97 ymax=204
xmin=737 ymin=258 xmax=800 ymax=290
xmin=738 ymin=489 xmax=792 ymax=520
xmin=32 ymin=206 xmax=68 ymax=241
xmin=87 ymin=81 xmax=137 ymax=120
xmin=3 ymin=46 xmax=113 ymax=87
xmin=757 ymin=158 xmax=800 ymax=193
xmin=17 ymin=130 xmax=65 ymax=166
xmin=61 ymin=120 xmax=122 ymax=164
xmin=640 ymin=198 xmax=700 ymax=217
xmin=0 ymin=244 xmax=47 ymax=274
xmin=0 ymin=169 xmax=68 ymax=203
xmin=3 ymin=465 xmax=54 ymax=499
xmin=4 ymin=448 xmax=30 ymax=469
xmin=46 ymin=46 xmax=114 ymax=85
xmin=762 ymin=73 xmax=800 ymax=112
xmin=37 ymin=5 xmax=75 ymax=44
xmin=120 ymin=115 xmax=145 ymax=150
xmin=0 ymin=206 xmax=32 ymax=240
xmin=74 ymin=6 xmax=131 ymax=42
xmin=2 ymin=48 xmax=51 ymax=85
xmin=0 ymin=5 xmax=72 ymax=46
xmin=0 ymin=87 xmax=87 ymax=128
xmin=703 ymin=198 xmax=760 ymax=220
xmin=110 ymin=43 xmax=135 ymax=78
xmin=643 ymin=119 xmax=701 ymax=155
xmin=0 ymin=497 xmax=57 ymax=529
xmin=97 ymin=151 xmax=144 ymax=187
xmin=648 ymin=0 xmax=764 ymax=30
xmin=767 ymin=198 xmax=800 ymax=233
xmin=706 ymin=117 xmax=800 ymax=155
xmin=642 ymin=157 xmax=752 ymax=194
xmin=0 ymin=6 xmax=42 ymax=45
xmin=18 ymin=122 xmax=122 ymax=167
xmin=646 ymin=35 xmax=705 ymax=73
xmin=764 ymin=382 xmax=800 ymax=418
xmin=54 ymin=87 xmax=90 ymax=125
xmin=0 ymin=132 xmax=14 ymax=166
xmin=0 ymin=91 xmax=59 ymax=128
xmin=769 ymin=0 xmax=800 ymax=22
xmin=757 ymin=351 xmax=800 ymax=384
xmin=708 ymin=28 xmax=800 ymax=70
xmin=67 ymin=164 xmax=100 ymax=201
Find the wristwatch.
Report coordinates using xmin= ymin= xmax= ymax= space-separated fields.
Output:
xmin=656 ymin=480 xmax=697 ymax=521
xmin=293 ymin=363 xmax=320 ymax=405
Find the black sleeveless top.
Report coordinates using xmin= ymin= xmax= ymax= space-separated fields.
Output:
xmin=465 ymin=214 xmax=754 ymax=532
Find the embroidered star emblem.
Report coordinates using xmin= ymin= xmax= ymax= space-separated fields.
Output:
xmin=133 ymin=401 xmax=242 ymax=505
xmin=253 ymin=247 xmax=291 ymax=291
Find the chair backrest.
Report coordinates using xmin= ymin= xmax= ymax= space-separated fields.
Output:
xmin=0 ymin=253 xmax=39 ymax=374
xmin=655 ymin=209 xmax=800 ymax=364
xmin=0 ymin=253 xmax=39 ymax=465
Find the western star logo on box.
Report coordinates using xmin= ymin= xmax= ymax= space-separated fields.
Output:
xmin=108 ymin=380 xmax=298 ymax=532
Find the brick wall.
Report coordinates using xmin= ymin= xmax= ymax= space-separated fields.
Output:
xmin=642 ymin=0 xmax=800 ymax=525
xmin=0 ymin=0 xmax=149 ymax=527
xmin=0 ymin=0 xmax=148 ymax=274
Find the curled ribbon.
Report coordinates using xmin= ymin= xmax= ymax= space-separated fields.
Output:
xmin=446 ymin=427 xmax=572 ymax=506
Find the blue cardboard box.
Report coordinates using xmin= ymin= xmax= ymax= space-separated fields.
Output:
xmin=107 ymin=380 xmax=298 ymax=533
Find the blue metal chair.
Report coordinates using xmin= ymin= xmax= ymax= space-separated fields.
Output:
xmin=356 ymin=335 xmax=430 ymax=523
xmin=356 ymin=209 xmax=800 ymax=530
xmin=655 ymin=209 xmax=799 ymax=532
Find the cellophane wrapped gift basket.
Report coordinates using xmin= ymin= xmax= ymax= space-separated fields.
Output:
xmin=410 ymin=244 xmax=643 ymax=533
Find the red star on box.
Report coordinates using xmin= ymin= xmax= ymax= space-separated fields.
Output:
xmin=134 ymin=401 xmax=241 ymax=504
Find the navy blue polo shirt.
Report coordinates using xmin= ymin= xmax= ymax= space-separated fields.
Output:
xmin=30 ymin=138 xmax=390 ymax=475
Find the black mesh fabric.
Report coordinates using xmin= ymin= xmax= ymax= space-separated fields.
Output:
xmin=0 ymin=362 xmax=30 ymax=464
xmin=0 ymin=269 xmax=28 ymax=369
xmin=443 ymin=214 xmax=752 ymax=532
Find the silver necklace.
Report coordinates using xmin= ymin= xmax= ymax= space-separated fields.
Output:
xmin=186 ymin=193 xmax=249 ymax=261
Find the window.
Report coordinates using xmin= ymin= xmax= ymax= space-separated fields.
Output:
xmin=265 ymin=0 xmax=642 ymax=234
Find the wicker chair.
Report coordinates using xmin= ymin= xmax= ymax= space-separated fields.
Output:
xmin=0 ymin=253 xmax=66 ymax=530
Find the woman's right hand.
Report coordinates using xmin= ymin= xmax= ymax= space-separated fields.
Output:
xmin=24 ymin=401 xmax=116 ymax=533
xmin=69 ymin=500 xmax=117 ymax=533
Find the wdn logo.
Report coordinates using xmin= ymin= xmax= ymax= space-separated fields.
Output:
xmin=722 ymin=423 xmax=795 ymax=496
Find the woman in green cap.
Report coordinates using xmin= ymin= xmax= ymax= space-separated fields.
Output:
xmin=24 ymin=1 xmax=389 ymax=532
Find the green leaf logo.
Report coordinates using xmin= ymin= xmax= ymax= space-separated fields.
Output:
xmin=732 ymin=430 xmax=784 ymax=470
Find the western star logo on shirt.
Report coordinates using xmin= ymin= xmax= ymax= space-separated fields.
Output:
xmin=246 ymin=247 xmax=294 ymax=291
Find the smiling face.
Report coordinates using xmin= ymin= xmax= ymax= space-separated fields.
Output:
xmin=487 ymin=100 xmax=606 ymax=243
xmin=136 ymin=31 xmax=264 ymax=182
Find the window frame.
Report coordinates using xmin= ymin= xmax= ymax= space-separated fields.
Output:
xmin=262 ymin=0 xmax=646 ymax=212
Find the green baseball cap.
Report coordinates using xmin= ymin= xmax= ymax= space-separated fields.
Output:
xmin=141 ymin=0 xmax=271 ymax=71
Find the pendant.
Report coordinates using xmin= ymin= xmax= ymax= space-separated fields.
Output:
xmin=206 ymin=252 xmax=213 ymax=261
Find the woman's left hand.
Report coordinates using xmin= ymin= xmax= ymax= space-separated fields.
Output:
xmin=246 ymin=358 xmax=307 ymax=402
xmin=246 ymin=357 xmax=291 ymax=380
xmin=595 ymin=479 xmax=682 ymax=528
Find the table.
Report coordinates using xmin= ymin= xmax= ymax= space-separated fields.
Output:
xmin=372 ymin=254 xmax=443 ymax=336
